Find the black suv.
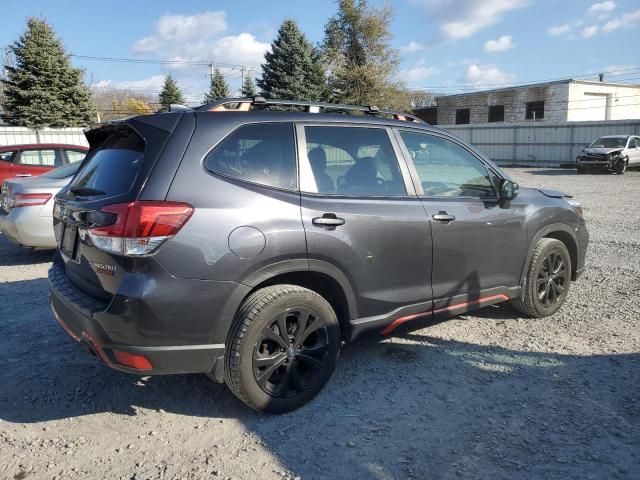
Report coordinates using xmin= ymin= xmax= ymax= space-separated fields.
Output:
xmin=49 ymin=97 xmax=588 ymax=413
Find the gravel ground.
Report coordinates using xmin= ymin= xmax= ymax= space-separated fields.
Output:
xmin=1 ymin=168 xmax=639 ymax=480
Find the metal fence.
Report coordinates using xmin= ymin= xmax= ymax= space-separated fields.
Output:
xmin=3 ymin=120 xmax=640 ymax=168
xmin=441 ymin=119 xmax=640 ymax=167
xmin=0 ymin=127 xmax=88 ymax=147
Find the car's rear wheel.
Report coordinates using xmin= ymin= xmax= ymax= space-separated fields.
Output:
xmin=224 ymin=285 xmax=340 ymax=413
xmin=512 ymin=238 xmax=571 ymax=318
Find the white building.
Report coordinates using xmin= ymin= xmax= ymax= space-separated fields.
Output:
xmin=414 ymin=79 xmax=640 ymax=125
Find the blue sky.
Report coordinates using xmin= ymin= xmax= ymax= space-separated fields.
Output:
xmin=2 ymin=0 xmax=639 ymax=104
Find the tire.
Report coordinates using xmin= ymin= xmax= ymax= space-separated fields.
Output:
xmin=224 ymin=285 xmax=340 ymax=413
xmin=576 ymin=164 xmax=586 ymax=174
xmin=612 ymin=158 xmax=627 ymax=175
xmin=512 ymin=238 xmax=571 ymax=318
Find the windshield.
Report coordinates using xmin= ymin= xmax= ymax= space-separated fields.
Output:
xmin=589 ymin=137 xmax=627 ymax=148
xmin=41 ymin=161 xmax=82 ymax=179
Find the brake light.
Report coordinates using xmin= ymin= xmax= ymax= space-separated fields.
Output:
xmin=87 ymin=201 xmax=193 ymax=256
xmin=14 ymin=193 xmax=52 ymax=207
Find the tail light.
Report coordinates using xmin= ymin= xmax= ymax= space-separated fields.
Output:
xmin=87 ymin=201 xmax=194 ymax=256
xmin=14 ymin=193 xmax=53 ymax=207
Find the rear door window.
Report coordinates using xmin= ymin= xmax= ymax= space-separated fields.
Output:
xmin=18 ymin=149 xmax=59 ymax=166
xmin=70 ymin=129 xmax=144 ymax=198
xmin=204 ymin=123 xmax=297 ymax=190
xmin=303 ymin=126 xmax=406 ymax=196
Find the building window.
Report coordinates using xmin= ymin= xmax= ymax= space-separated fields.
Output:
xmin=525 ymin=101 xmax=544 ymax=120
xmin=488 ymin=105 xmax=504 ymax=123
xmin=455 ymin=108 xmax=470 ymax=125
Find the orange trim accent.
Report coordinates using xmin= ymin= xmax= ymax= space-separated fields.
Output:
xmin=433 ymin=294 xmax=510 ymax=314
xmin=380 ymin=294 xmax=510 ymax=336
xmin=380 ymin=310 xmax=432 ymax=335
xmin=51 ymin=302 xmax=81 ymax=342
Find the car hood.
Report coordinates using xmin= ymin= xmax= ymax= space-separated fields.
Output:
xmin=583 ymin=147 xmax=623 ymax=155
xmin=536 ymin=188 xmax=573 ymax=199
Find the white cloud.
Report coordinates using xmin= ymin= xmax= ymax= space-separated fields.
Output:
xmin=416 ymin=0 xmax=529 ymax=40
xmin=462 ymin=64 xmax=516 ymax=87
xmin=484 ymin=35 xmax=514 ymax=52
xmin=547 ymin=23 xmax=572 ymax=36
xmin=587 ymin=1 xmax=616 ymax=15
xmin=581 ymin=25 xmax=599 ymax=37
xmin=132 ymin=11 xmax=269 ymax=69
xmin=602 ymin=9 xmax=640 ymax=32
xmin=91 ymin=75 xmax=167 ymax=94
xmin=400 ymin=60 xmax=441 ymax=84
xmin=400 ymin=41 xmax=425 ymax=53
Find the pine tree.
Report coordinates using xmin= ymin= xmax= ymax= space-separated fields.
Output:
xmin=158 ymin=75 xmax=185 ymax=110
xmin=257 ymin=19 xmax=326 ymax=101
xmin=1 ymin=18 xmax=96 ymax=128
xmin=322 ymin=0 xmax=410 ymax=110
xmin=241 ymin=76 xmax=257 ymax=97
xmin=204 ymin=69 xmax=230 ymax=103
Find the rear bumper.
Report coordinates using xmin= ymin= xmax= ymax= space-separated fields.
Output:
xmin=48 ymin=259 xmax=246 ymax=380
xmin=0 ymin=207 xmax=57 ymax=248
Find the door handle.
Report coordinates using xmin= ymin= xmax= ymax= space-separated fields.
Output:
xmin=16 ymin=173 xmax=32 ymax=177
xmin=432 ymin=212 xmax=456 ymax=222
xmin=312 ymin=214 xmax=345 ymax=228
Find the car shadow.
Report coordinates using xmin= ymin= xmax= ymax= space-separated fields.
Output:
xmin=0 ymin=233 xmax=54 ymax=266
xmin=1 ymin=276 xmax=638 ymax=479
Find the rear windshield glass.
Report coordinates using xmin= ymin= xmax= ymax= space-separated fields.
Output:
xmin=41 ymin=161 xmax=82 ymax=179
xmin=70 ymin=129 xmax=144 ymax=197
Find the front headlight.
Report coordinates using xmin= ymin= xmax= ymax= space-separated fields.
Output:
xmin=568 ymin=199 xmax=583 ymax=219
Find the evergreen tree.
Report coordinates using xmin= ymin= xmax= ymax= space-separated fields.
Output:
xmin=158 ymin=75 xmax=185 ymax=110
xmin=241 ymin=76 xmax=257 ymax=97
xmin=257 ymin=19 xmax=326 ymax=101
xmin=1 ymin=18 xmax=96 ymax=127
xmin=204 ymin=68 xmax=230 ymax=102
xmin=322 ymin=0 xmax=410 ymax=110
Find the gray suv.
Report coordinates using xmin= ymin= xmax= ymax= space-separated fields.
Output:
xmin=49 ymin=97 xmax=588 ymax=413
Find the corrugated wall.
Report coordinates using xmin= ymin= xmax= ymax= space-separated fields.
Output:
xmin=443 ymin=119 xmax=640 ymax=167
xmin=3 ymin=121 xmax=640 ymax=167
xmin=0 ymin=127 xmax=89 ymax=147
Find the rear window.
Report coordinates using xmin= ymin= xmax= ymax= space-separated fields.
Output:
xmin=204 ymin=123 xmax=297 ymax=190
xmin=42 ymin=161 xmax=82 ymax=179
xmin=70 ymin=129 xmax=144 ymax=197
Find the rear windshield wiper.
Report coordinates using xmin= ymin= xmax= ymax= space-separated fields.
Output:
xmin=70 ymin=186 xmax=106 ymax=197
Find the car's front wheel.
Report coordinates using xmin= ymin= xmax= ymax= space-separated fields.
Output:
xmin=224 ymin=285 xmax=340 ymax=413
xmin=612 ymin=157 xmax=627 ymax=175
xmin=512 ymin=238 xmax=571 ymax=318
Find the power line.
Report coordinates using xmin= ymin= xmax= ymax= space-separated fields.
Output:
xmin=69 ymin=54 xmax=259 ymax=71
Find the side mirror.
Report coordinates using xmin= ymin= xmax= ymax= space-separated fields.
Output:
xmin=500 ymin=179 xmax=519 ymax=200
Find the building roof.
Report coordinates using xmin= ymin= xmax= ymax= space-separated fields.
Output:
xmin=434 ymin=79 xmax=640 ymax=101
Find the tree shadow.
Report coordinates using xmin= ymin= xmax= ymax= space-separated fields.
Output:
xmin=1 ymin=274 xmax=638 ymax=479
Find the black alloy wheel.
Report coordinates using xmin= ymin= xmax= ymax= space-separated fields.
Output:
xmin=536 ymin=251 xmax=568 ymax=307
xmin=253 ymin=307 xmax=330 ymax=397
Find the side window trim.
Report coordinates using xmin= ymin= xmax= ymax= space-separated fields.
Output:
xmin=394 ymin=127 xmax=500 ymax=200
xmin=295 ymin=122 xmax=415 ymax=198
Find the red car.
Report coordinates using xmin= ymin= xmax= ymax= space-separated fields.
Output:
xmin=0 ymin=144 xmax=88 ymax=184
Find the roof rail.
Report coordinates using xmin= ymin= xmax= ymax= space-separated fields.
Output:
xmin=196 ymin=96 xmax=424 ymax=123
